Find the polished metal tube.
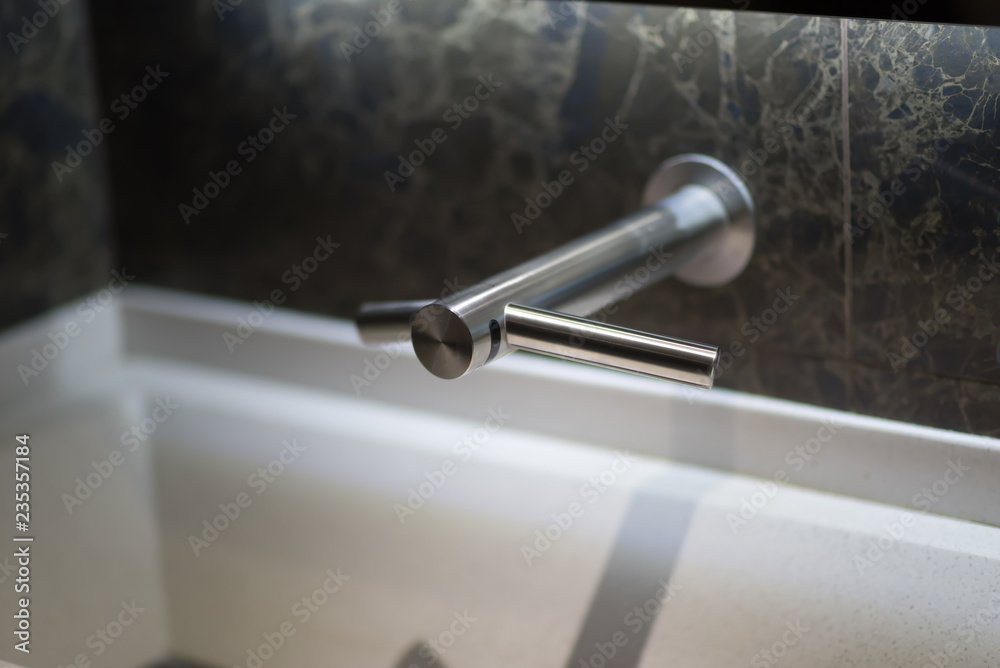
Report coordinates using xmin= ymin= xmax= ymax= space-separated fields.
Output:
xmin=411 ymin=185 xmax=728 ymax=380
xmin=355 ymin=300 xmax=430 ymax=345
xmin=505 ymin=304 xmax=718 ymax=388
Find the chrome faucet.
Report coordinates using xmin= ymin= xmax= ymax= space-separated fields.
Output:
xmin=355 ymin=154 xmax=754 ymax=389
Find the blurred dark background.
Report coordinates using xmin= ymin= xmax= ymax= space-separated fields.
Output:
xmin=0 ymin=0 xmax=998 ymax=435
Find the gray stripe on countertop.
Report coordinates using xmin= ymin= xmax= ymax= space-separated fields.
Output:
xmin=563 ymin=472 xmax=708 ymax=668
xmin=393 ymin=641 xmax=450 ymax=668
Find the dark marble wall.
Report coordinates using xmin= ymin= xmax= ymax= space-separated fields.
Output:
xmin=6 ymin=0 xmax=999 ymax=437
xmin=846 ymin=20 xmax=1000 ymax=435
xmin=0 ymin=0 xmax=113 ymax=330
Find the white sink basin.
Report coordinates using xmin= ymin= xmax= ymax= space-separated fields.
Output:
xmin=1 ymin=287 xmax=998 ymax=668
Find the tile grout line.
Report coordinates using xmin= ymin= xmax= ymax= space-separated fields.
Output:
xmin=840 ymin=18 xmax=854 ymax=412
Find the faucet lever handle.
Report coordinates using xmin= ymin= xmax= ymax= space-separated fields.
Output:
xmin=504 ymin=304 xmax=718 ymax=388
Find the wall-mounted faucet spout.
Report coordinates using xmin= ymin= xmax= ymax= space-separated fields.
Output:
xmin=356 ymin=154 xmax=754 ymax=389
